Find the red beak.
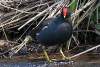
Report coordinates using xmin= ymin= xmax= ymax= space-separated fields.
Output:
xmin=63 ymin=7 xmax=68 ymax=18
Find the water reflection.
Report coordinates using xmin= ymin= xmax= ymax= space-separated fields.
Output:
xmin=0 ymin=61 xmax=100 ymax=67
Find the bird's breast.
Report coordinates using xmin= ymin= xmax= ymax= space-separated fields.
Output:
xmin=36 ymin=21 xmax=72 ymax=45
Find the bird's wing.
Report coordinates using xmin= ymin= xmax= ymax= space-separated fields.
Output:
xmin=42 ymin=18 xmax=55 ymax=26
xmin=57 ymin=23 xmax=69 ymax=32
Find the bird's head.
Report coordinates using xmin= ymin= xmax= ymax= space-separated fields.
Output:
xmin=61 ymin=6 xmax=70 ymax=18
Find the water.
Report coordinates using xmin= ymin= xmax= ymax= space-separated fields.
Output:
xmin=0 ymin=61 xmax=71 ymax=67
xmin=0 ymin=61 xmax=100 ymax=67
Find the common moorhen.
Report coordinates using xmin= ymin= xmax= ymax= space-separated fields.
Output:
xmin=36 ymin=6 xmax=73 ymax=62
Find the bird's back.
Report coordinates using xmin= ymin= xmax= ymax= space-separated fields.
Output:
xmin=36 ymin=16 xmax=72 ymax=46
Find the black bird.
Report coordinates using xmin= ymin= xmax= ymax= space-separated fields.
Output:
xmin=36 ymin=6 xmax=73 ymax=62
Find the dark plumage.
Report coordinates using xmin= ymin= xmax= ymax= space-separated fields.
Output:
xmin=36 ymin=13 xmax=72 ymax=46
xmin=35 ymin=7 xmax=73 ymax=62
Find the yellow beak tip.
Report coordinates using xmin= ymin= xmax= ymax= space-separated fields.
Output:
xmin=64 ymin=16 xmax=66 ymax=18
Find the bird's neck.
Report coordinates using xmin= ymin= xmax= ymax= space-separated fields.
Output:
xmin=57 ymin=14 xmax=65 ymax=19
xmin=56 ymin=14 xmax=70 ymax=24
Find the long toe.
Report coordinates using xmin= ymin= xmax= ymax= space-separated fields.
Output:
xmin=59 ymin=47 xmax=70 ymax=60
xmin=43 ymin=49 xmax=52 ymax=62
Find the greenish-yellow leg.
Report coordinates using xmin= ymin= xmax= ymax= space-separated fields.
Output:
xmin=43 ymin=49 xmax=52 ymax=62
xmin=59 ymin=47 xmax=69 ymax=60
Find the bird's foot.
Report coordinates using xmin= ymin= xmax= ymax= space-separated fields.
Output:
xmin=43 ymin=48 xmax=52 ymax=63
xmin=47 ymin=59 xmax=52 ymax=63
xmin=62 ymin=56 xmax=67 ymax=60
xmin=59 ymin=48 xmax=71 ymax=61
xmin=65 ymin=56 xmax=70 ymax=60
xmin=62 ymin=55 xmax=69 ymax=60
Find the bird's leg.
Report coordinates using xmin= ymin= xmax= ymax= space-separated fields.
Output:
xmin=59 ymin=46 xmax=67 ymax=60
xmin=42 ymin=47 xmax=52 ymax=62
xmin=59 ymin=45 xmax=70 ymax=60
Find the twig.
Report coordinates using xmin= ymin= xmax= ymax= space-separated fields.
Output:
xmin=72 ymin=35 xmax=80 ymax=46
xmin=0 ymin=3 xmax=30 ymax=14
xmin=70 ymin=44 xmax=100 ymax=59
xmin=73 ymin=0 xmax=97 ymax=29
xmin=9 ymin=36 xmax=32 ymax=56
xmin=72 ymin=0 xmax=95 ymax=17
xmin=16 ymin=13 xmax=48 ymax=41
xmin=18 ymin=1 xmax=62 ymax=30
xmin=1 ymin=25 xmax=9 ymax=41
xmin=0 ymin=1 xmax=13 ymax=2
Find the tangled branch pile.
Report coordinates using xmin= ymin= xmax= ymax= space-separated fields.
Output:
xmin=0 ymin=0 xmax=100 ymax=61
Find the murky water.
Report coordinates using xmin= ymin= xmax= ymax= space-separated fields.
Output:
xmin=0 ymin=61 xmax=69 ymax=67
xmin=0 ymin=61 xmax=100 ymax=67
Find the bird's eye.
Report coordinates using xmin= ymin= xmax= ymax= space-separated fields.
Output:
xmin=63 ymin=7 xmax=68 ymax=18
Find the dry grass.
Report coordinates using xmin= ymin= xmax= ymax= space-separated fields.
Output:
xmin=0 ymin=0 xmax=99 ymax=61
